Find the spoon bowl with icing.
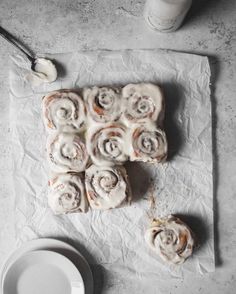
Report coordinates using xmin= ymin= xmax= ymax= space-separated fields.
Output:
xmin=31 ymin=57 xmax=57 ymax=83
xmin=0 ymin=26 xmax=57 ymax=84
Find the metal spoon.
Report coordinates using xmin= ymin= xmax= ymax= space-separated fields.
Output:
xmin=0 ymin=26 xmax=37 ymax=70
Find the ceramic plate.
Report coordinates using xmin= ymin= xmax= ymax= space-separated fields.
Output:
xmin=0 ymin=239 xmax=93 ymax=294
xmin=3 ymin=250 xmax=84 ymax=294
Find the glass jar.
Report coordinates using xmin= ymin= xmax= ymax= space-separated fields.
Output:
xmin=144 ymin=0 xmax=192 ymax=32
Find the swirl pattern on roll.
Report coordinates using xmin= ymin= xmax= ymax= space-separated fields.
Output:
xmin=83 ymin=86 xmax=122 ymax=123
xmin=86 ymin=124 xmax=128 ymax=166
xmin=48 ymin=173 xmax=88 ymax=214
xmin=122 ymin=83 xmax=164 ymax=125
xmin=85 ymin=164 xmax=131 ymax=210
xmin=47 ymin=133 xmax=89 ymax=173
xmin=42 ymin=90 xmax=86 ymax=133
xmin=129 ymin=124 xmax=167 ymax=163
xmin=145 ymin=215 xmax=195 ymax=264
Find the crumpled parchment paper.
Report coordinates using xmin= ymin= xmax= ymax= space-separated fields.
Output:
xmin=9 ymin=49 xmax=214 ymax=290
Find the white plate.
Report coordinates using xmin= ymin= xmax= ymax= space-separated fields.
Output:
xmin=0 ymin=239 xmax=93 ymax=294
xmin=3 ymin=250 xmax=84 ymax=294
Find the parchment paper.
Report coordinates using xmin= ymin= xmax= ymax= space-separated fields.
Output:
xmin=9 ymin=49 xmax=214 ymax=291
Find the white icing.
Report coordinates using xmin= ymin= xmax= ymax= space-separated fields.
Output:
xmin=86 ymin=123 xmax=129 ymax=166
xmin=84 ymin=86 xmax=122 ymax=123
xmin=122 ymin=83 xmax=164 ymax=126
xmin=27 ymin=58 xmax=57 ymax=86
xmin=42 ymin=90 xmax=86 ymax=133
xmin=85 ymin=164 xmax=131 ymax=210
xmin=128 ymin=123 xmax=167 ymax=163
xmin=145 ymin=215 xmax=195 ymax=264
xmin=48 ymin=173 xmax=88 ymax=214
xmin=46 ymin=133 xmax=88 ymax=173
xmin=34 ymin=58 xmax=57 ymax=82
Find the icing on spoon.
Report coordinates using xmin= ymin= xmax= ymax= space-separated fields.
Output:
xmin=31 ymin=57 xmax=57 ymax=83
xmin=0 ymin=26 xmax=57 ymax=84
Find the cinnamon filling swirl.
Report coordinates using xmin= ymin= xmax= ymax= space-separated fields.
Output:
xmin=145 ymin=215 xmax=195 ymax=264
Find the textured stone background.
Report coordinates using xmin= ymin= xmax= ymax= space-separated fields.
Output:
xmin=0 ymin=0 xmax=235 ymax=293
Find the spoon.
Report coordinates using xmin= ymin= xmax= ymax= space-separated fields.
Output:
xmin=0 ymin=26 xmax=57 ymax=83
xmin=0 ymin=26 xmax=37 ymax=70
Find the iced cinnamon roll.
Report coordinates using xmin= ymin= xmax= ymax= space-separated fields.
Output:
xmin=48 ymin=173 xmax=88 ymax=214
xmin=145 ymin=215 xmax=195 ymax=264
xmin=86 ymin=124 xmax=128 ymax=166
xmin=42 ymin=90 xmax=86 ymax=133
xmin=122 ymin=83 xmax=164 ymax=126
xmin=83 ymin=86 xmax=122 ymax=123
xmin=129 ymin=124 xmax=167 ymax=163
xmin=46 ymin=133 xmax=89 ymax=173
xmin=85 ymin=164 xmax=131 ymax=210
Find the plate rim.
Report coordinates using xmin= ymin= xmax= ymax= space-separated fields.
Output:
xmin=0 ymin=238 xmax=93 ymax=294
xmin=3 ymin=249 xmax=84 ymax=294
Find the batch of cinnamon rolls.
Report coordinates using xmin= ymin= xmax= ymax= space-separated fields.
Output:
xmin=42 ymin=83 xmax=196 ymax=265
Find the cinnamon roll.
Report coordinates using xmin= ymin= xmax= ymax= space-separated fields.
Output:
xmin=83 ymin=86 xmax=122 ymax=123
xmin=48 ymin=173 xmax=88 ymax=214
xmin=86 ymin=124 xmax=128 ymax=166
xmin=46 ymin=133 xmax=89 ymax=173
xmin=42 ymin=90 xmax=86 ymax=133
xmin=122 ymin=83 xmax=164 ymax=125
xmin=85 ymin=164 xmax=131 ymax=210
xmin=129 ymin=124 xmax=167 ymax=163
xmin=145 ymin=215 xmax=195 ymax=264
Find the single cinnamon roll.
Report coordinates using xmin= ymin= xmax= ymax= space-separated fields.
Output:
xmin=85 ymin=164 xmax=131 ymax=210
xmin=42 ymin=90 xmax=86 ymax=133
xmin=46 ymin=133 xmax=89 ymax=173
xmin=145 ymin=215 xmax=195 ymax=264
xmin=48 ymin=173 xmax=88 ymax=214
xmin=129 ymin=124 xmax=167 ymax=163
xmin=122 ymin=83 xmax=164 ymax=126
xmin=83 ymin=86 xmax=122 ymax=123
xmin=86 ymin=123 xmax=128 ymax=166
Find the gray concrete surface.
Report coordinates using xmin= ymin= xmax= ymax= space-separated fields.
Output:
xmin=0 ymin=0 xmax=235 ymax=293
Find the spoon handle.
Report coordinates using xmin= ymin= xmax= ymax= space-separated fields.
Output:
xmin=0 ymin=26 xmax=34 ymax=62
